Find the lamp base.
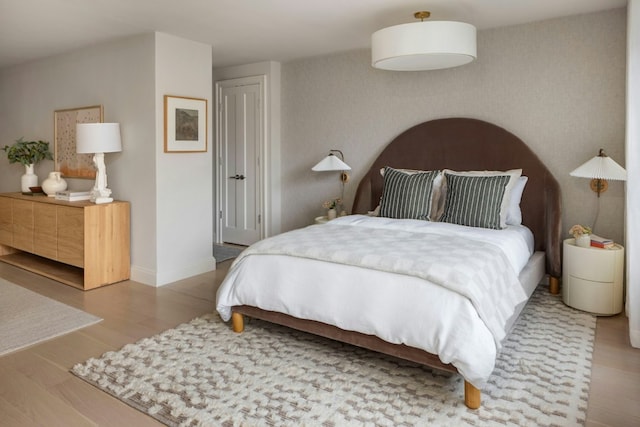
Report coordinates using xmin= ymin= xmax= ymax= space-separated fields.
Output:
xmin=90 ymin=187 xmax=113 ymax=204
xmin=590 ymin=178 xmax=608 ymax=196
xmin=94 ymin=196 xmax=114 ymax=204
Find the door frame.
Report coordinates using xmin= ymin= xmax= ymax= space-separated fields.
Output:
xmin=215 ymin=75 xmax=268 ymax=244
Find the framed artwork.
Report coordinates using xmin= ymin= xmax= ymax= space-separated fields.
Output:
xmin=54 ymin=105 xmax=103 ymax=179
xmin=164 ymin=95 xmax=208 ymax=153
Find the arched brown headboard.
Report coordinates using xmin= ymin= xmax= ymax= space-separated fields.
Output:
xmin=352 ymin=118 xmax=562 ymax=278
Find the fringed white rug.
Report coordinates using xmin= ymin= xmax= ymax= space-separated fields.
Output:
xmin=0 ymin=278 xmax=101 ymax=356
xmin=72 ymin=286 xmax=595 ymax=426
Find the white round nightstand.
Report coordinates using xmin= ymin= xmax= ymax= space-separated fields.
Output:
xmin=562 ymin=238 xmax=624 ymax=315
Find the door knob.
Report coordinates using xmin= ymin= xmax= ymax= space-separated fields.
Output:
xmin=228 ymin=174 xmax=246 ymax=180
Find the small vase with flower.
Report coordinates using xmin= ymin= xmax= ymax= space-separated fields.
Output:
xmin=569 ymin=224 xmax=592 ymax=248
xmin=322 ymin=198 xmax=342 ymax=221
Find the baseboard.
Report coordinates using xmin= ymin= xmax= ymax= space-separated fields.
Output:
xmin=130 ymin=265 xmax=157 ymax=287
xmin=630 ymin=327 xmax=640 ymax=349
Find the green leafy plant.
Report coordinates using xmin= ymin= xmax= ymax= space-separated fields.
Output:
xmin=3 ymin=137 xmax=53 ymax=166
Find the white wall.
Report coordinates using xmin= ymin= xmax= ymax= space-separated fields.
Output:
xmin=0 ymin=33 xmax=158 ymax=281
xmin=153 ymin=33 xmax=214 ymax=286
xmin=213 ymin=61 xmax=282 ymax=239
xmin=626 ymin=0 xmax=639 ymax=348
xmin=0 ymin=32 xmax=215 ymax=288
xmin=281 ymin=9 xmax=627 ymax=245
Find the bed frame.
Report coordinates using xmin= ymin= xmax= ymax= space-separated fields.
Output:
xmin=231 ymin=117 xmax=562 ymax=409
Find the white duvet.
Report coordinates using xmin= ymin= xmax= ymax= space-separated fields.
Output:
xmin=216 ymin=215 xmax=534 ymax=387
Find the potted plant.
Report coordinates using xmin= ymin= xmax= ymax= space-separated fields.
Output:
xmin=569 ymin=224 xmax=592 ymax=248
xmin=3 ymin=137 xmax=53 ymax=192
xmin=322 ymin=198 xmax=342 ymax=220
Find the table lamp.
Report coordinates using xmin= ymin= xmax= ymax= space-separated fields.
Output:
xmin=76 ymin=123 xmax=122 ymax=204
xmin=570 ymin=148 xmax=626 ymax=231
xmin=570 ymin=148 xmax=627 ymax=197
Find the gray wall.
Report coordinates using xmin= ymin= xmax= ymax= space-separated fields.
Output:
xmin=281 ymin=8 xmax=627 ymax=244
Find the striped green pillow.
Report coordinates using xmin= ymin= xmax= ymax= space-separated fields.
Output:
xmin=379 ymin=167 xmax=440 ymax=220
xmin=440 ymin=173 xmax=512 ymax=229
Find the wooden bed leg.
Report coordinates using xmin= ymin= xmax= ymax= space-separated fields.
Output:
xmin=231 ymin=312 xmax=244 ymax=333
xmin=549 ymin=276 xmax=560 ymax=295
xmin=464 ymin=381 xmax=481 ymax=409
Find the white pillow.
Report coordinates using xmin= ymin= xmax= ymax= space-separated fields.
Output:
xmin=431 ymin=173 xmax=445 ymax=220
xmin=506 ymin=176 xmax=528 ymax=225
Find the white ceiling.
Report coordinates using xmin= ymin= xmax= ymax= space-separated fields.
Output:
xmin=0 ymin=0 xmax=627 ymax=70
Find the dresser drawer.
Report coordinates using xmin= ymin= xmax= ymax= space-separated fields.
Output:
xmin=564 ymin=276 xmax=619 ymax=315
xmin=565 ymin=244 xmax=617 ymax=282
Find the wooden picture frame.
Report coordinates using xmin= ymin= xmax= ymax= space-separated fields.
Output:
xmin=54 ymin=105 xmax=103 ymax=179
xmin=164 ymin=95 xmax=207 ymax=153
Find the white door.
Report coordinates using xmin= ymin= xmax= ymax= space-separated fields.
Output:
xmin=217 ymin=79 xmax=262 ymax=245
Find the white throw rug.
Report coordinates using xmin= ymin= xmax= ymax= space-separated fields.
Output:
xmin=0 ymin=279 xmax=102 ymax=356
xmin=72 ymin=286 xmax=595 ymax=426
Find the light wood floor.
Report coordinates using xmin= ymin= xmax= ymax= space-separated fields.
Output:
xmin=0 ymin=261 xmax=638 ymax=426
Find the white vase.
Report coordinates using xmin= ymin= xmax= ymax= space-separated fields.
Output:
xmin=327 ymin=208 xmax=337 ymax=220
xmin=576 ymin=234 xmax=591 ymax=248
xmin=42 ymin=171 xmax=68 ymax=197
xmin=21 ymin=164 xmax=38 ymax=192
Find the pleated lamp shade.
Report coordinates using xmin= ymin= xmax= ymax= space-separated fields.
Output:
xmin=312 ymin=154 xmax=351 ymax=171
xmin=570 ymin=150 xmax=627 ymax=181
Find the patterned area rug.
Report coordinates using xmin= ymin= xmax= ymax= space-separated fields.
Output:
xmin=72 ymin=286 xmax=595 ymax=426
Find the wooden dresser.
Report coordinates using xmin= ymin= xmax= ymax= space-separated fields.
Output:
xmin=0 ymin=192 xmax=130 ymax=290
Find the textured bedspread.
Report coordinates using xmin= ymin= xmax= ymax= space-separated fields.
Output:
xmin=231 ymin=220 xmax=527 ymax=347
xmin=217 ymin=215 xmax=534 ymax=387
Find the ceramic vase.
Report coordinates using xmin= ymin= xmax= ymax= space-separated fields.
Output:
xmin=327 ymin=208 xmax=337 ymax=220
xmin=576 ymin=234 xmax=591 ymax=248
xmin=21 ymin=164 xmax=38 ymax=192
xmin=42 ymin=171 xmax=68 ymax=197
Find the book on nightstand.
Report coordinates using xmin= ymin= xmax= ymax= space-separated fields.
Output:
xmin=590 ymin=234 xmax=615 ymax=249
xmin=55 ymin=190 xmax=91 ymax=201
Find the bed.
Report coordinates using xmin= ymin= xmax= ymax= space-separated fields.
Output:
xmin=216 ymin=117 xmax=562 ymax=409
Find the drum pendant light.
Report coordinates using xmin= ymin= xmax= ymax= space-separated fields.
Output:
xmin=372 ymin=11 xmax=477 ymax=71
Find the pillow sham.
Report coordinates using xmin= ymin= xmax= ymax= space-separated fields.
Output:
xmin=379 ymin=167 xmax=444 ymax=220
xmin=379 ymin=167 xmax=440 ymax=220
xmin=440 ymin=169 xmax=522 ymax=229
xmin=506 ymin=176 xmax=528 ymax=225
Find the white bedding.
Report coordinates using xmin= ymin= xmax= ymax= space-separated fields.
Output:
xmin=216 ymin=215 xmax=535 ymax=388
